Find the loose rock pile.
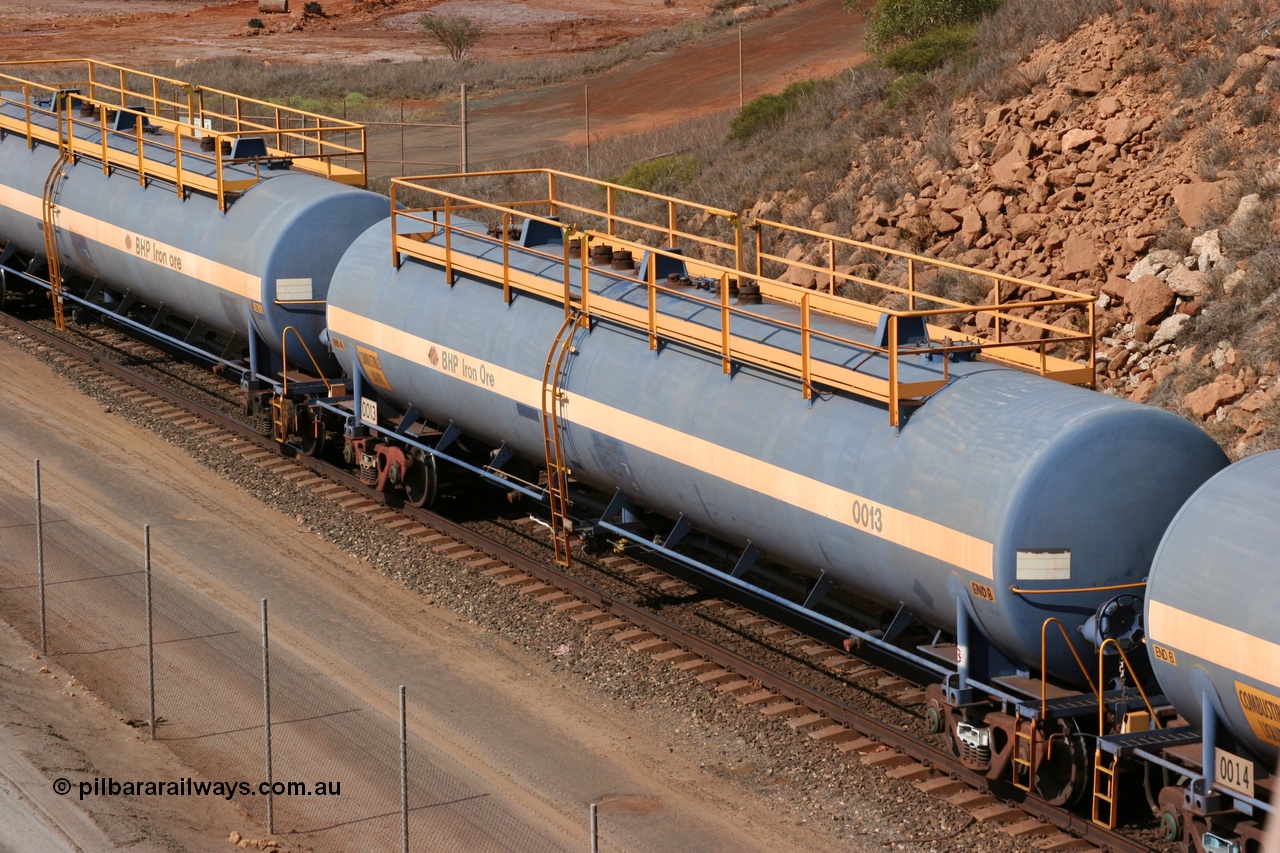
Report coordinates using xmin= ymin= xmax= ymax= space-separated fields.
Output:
xmin=752 ymin=7 xmax=1280 ymax=455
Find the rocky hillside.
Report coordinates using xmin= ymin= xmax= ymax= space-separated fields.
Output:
xmin=746 ymin=2 xmax=1280 ymax=457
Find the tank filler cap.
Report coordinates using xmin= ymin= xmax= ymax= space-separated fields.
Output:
xmin=1078 ymin=593 xmax=1144 ymax=653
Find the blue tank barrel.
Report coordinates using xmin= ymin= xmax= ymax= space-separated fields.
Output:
xmin=327 ymin=189 xmax=1228 ymax=681
xmin=1147 ymin=451 xmax=1280 ymax=768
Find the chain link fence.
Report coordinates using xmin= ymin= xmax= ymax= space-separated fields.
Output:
xmin=0 ymin=459 xmax=569 ymax=853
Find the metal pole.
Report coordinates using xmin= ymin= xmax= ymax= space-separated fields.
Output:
xmin=145 ymin=525 xmax=156 ymax=741
xmin=739 ymin=27 xmax=744 ymax=109
xmin=590 ymin=802 xmax=598 ymax=853
xmin=400 ymin=100 xmax=405 ymax=176
xmin=261 ymin=598 xmax=274 ymax=835
xmin=399 ymin=685 xmax=408 ymax=853
xmin=34 ymin=459 xmax=46 ymax=655
xmin=459 ymin=84 xmax=468 ymax=173
xmin=584 ymin=85 xmax=590 ymax=175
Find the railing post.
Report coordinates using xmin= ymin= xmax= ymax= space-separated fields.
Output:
xmin=390 ymin=184 xmax=400 ymax=269
xmin=907 ymin=258 xmax=916 ymax=311
xmin=443 ymin=198 xmax=458 ymax=283
xmin=647 ymin=255 xmax=658 ymax=351
xmin=668 ymin=200 xmax=678 ymax=249
xmin=136 ymin=117 xmax=145 ymax=188
xmin=579 ymin=233 xmax=590 ymax=317
xmin=561 ymin=231 xmax=572 ymax=321
xmin=100 ymin=106 xmax=109 ymax=174
xmin=174 ymin=125 xmax=184 ymax=199
xmin=606 ymin=186 xmax=616 ymax=237
xmin=547 ymin=171 xmax=558 ymax=218
xmin=501 ymin=211 xmax=512 ymax=303
xmin=720 ymin=272 xmax=731 ymax=374
xmin=828 ymin=239 xmax=836 ymax=294
xmin=888 ymin=314 xmax=900 ymax=428
xmin=801 ymin=294 xmax=812 ymax=400
xmin=733 ymin=217 xmax=744 ymax=274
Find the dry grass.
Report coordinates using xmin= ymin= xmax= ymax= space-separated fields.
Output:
xmin=159 ymin=0 xmax=799 ymax=101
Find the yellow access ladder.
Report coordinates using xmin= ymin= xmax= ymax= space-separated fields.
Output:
xmin=1092 ymin=748 xmax=1119 ymax=828
xmin=540 ymin=313 xmax=582 ymax=566
xmin=41 ymin=148 xmax=71 ymax=332
xmin=1011 ymin=714 xmax=1036 ymax=792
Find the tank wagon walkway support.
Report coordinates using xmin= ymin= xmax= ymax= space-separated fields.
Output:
xmin=387 ymin=169 xmax=1096 ymax=430
xmin=0 ymin=59 xmax=367 ymax=211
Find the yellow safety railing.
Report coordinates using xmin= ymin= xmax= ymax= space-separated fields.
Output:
xmin=752 ymin=218 xmax=1096 ymax=386
xmin=0 ymin=59 xmax=367 ymax=210
xmin=387 ymin=169 xmax=1097 ymax=426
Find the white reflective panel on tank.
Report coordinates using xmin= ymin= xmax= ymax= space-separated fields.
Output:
xmin=277 ymin=278 xmax=314 ymax=302
xmin=1015 ymin=549 xmax=1071 ymax=580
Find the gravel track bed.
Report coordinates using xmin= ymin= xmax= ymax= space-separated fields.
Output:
xmin=4 ymin=318 xmax=1100 ymax=851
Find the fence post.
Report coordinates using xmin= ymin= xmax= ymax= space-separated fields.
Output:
xmin=583 ymin=84 xmax=590 ymax=175
xmin=261 ymin=598 xmax=274 ymax=835
xmin=590 ymin=802 xmax=599 ymax=853
xmin=459 ymin=84 xmax=468 ymax=173
xmin=145 ymin=525 xmax=156 ymax=741
xmin=400 ymin=684 xmax=409 ymax=853
xmin=34 ymin=459 xmax=46 ymax=655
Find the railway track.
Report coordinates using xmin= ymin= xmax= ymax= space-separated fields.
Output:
xmin=0 ymin=311 xmax=1162 ymax=853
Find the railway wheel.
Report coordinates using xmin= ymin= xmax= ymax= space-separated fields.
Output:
xmin=1034 ymin=731 xmax=1090 ymax=808
xmin=296 ymin=408 xmax=326 ymax=457
xmin=404 ymin=451 xmax=438 ymax=508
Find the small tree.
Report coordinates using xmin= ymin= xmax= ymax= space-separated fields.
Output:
xmin=420 ymin=13 xmax=484 ymax=62
xmin=847 ymin=0 xmax=999 ymax=52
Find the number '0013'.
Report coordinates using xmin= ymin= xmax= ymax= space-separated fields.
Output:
xmin=853 ymin=501 xmax=883 ymax=532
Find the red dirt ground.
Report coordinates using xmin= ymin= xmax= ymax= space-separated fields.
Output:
xmin=0 ymin=0 xmax=868 ymax=156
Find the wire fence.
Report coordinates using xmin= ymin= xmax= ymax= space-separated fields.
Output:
xmin=0 ymin=459 xmax=571 ymax=853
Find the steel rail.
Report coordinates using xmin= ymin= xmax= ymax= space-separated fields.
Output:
xmin=0 ymin=311 xmax=1155 ymax=853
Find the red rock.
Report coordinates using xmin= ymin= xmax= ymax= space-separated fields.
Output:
xmin=1239 ymin=392 xmax=1271 ymax=413
xmin=1096 ymin=96 xmax=1122 ymax=117
xmin=1183 ymin=377 xmax=1246 ymax=419
xmin=1177 ymin=300 xmax=1204 ymax=317
xmin=1102 ymin=116 xmax=1134 ymax=145
xmin=1070 ymin=67 xmax=1108 ymax=94
xmin=1009 ymin=212 xmax=1041 ymax=240
xmin=1061 ymin=232 xmax=1098 ymax=275
xmin=1166 ymin=266 xmax=1210 ymax=298
xmin=1131 ymin=377 xmax=1157 ymax=402
xmin=936 ymin=185 xmax=969 ymax=211
xmin=1101 ymin=276 xmax=1132 ymax=301
xmin=1062 ymin=128 xmax=1099 ymax=150
xmin=978 ymin=190 xmax=1005 ymax=216
xmin=1171 ymin=180 xmax=1236 ymax=228
xmin=931 ymin=209 xmax=961 ymax=234
xmin=1127 ymin=274 xmax=1176 ymax=326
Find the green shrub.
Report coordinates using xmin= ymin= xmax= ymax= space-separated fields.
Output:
xmin=850 ymin=0 xmax=1001 ymax=51
xmin=247 ymin=18 xmax=265 ymax=29
xmin=303 ymin=1 xmax=324 ymax=15
xmin=884 ymin=72 xmax=926 ymax=109
xmin=728 ymin=80 xmax=819 ymax=141
xmin=612 ymin=154 xmax=702 ymax=194
xmin=883 ymin=24 xmax=977 ymax=73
